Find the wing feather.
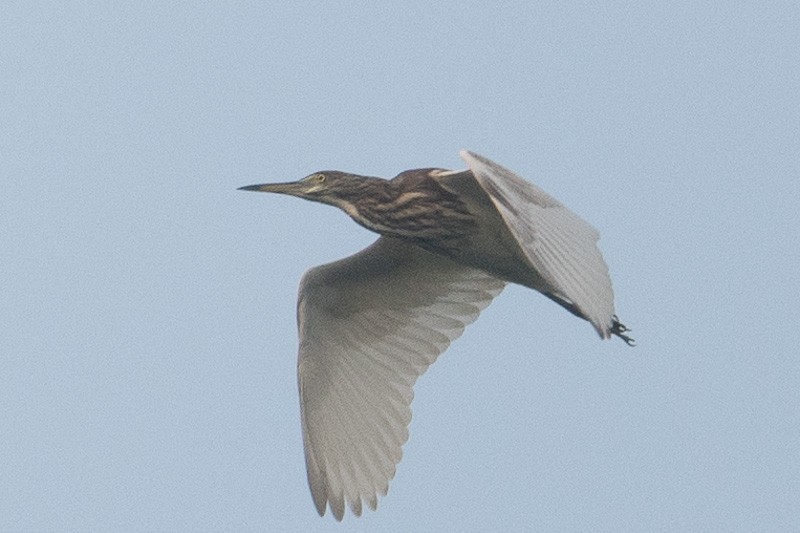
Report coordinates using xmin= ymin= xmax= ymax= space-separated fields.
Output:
xmin=460 ymin=150 xmax=616 ymax=337
xmin=297 ymin=237 xmax=504 ymax=520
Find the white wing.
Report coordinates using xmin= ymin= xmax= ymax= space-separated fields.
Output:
xmin=460 ymin=150 xmax=616 ymax=338
xmin=297 ymin=237 xmax=505 ymax=520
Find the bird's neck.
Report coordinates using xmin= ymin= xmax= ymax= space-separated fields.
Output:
xmin=340 ymin=176 xmax=476 ymax=244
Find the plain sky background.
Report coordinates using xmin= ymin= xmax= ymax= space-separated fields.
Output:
xmin=2 ymin=2 xmax=799 ymax=531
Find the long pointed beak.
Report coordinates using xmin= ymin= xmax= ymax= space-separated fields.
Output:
xmin=237 ymin=181 xmax=308 ymax=195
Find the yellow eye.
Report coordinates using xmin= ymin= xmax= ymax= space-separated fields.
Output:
xmin=306 ymin=173 xmax=326 ymax=183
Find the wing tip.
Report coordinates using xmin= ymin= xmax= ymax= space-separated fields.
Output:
xmin=458 ymin=148 xmax=476 ymax=164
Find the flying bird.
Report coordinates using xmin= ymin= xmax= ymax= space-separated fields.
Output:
xmin=240 ymin=150 xmax=633 ymax=520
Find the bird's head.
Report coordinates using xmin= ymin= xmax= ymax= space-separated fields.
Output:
xmin=239 ymin=171 xmax=381 ymax=206
xmin=239 ymin=171 xmax=391 ymax=228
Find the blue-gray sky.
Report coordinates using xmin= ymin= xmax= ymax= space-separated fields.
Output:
xmin=2 ymin=2 xmax=798 ymax=531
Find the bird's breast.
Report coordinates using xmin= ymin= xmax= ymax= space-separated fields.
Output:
xmin=350 ymin=189 xmax=478 ymax=245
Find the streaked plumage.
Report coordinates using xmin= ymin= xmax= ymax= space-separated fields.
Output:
xmin=240 ymin=150 xmax=633 ymax=520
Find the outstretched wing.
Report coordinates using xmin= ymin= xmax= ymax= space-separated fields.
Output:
xmin=297 ymin=236 xmax=504 ymax=520
xmin=460 ymin=150 xmax=616 ymax=338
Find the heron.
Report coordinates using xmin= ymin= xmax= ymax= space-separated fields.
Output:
xmin=240 ymin=150 xmax=633 ymax=520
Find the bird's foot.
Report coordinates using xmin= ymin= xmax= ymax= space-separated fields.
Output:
xmin=611 ymin=315 xmax=635 ymax=346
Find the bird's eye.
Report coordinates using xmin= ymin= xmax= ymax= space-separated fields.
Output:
xmin=308 ymin=173 xmax=326 ymax=183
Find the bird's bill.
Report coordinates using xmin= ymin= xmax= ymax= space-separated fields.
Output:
xmin=237 ymin=181 xmax=309 ymax=195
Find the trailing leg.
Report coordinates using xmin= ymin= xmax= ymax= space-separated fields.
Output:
xmin=544 ymin=292 xmax=635 ymax=346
